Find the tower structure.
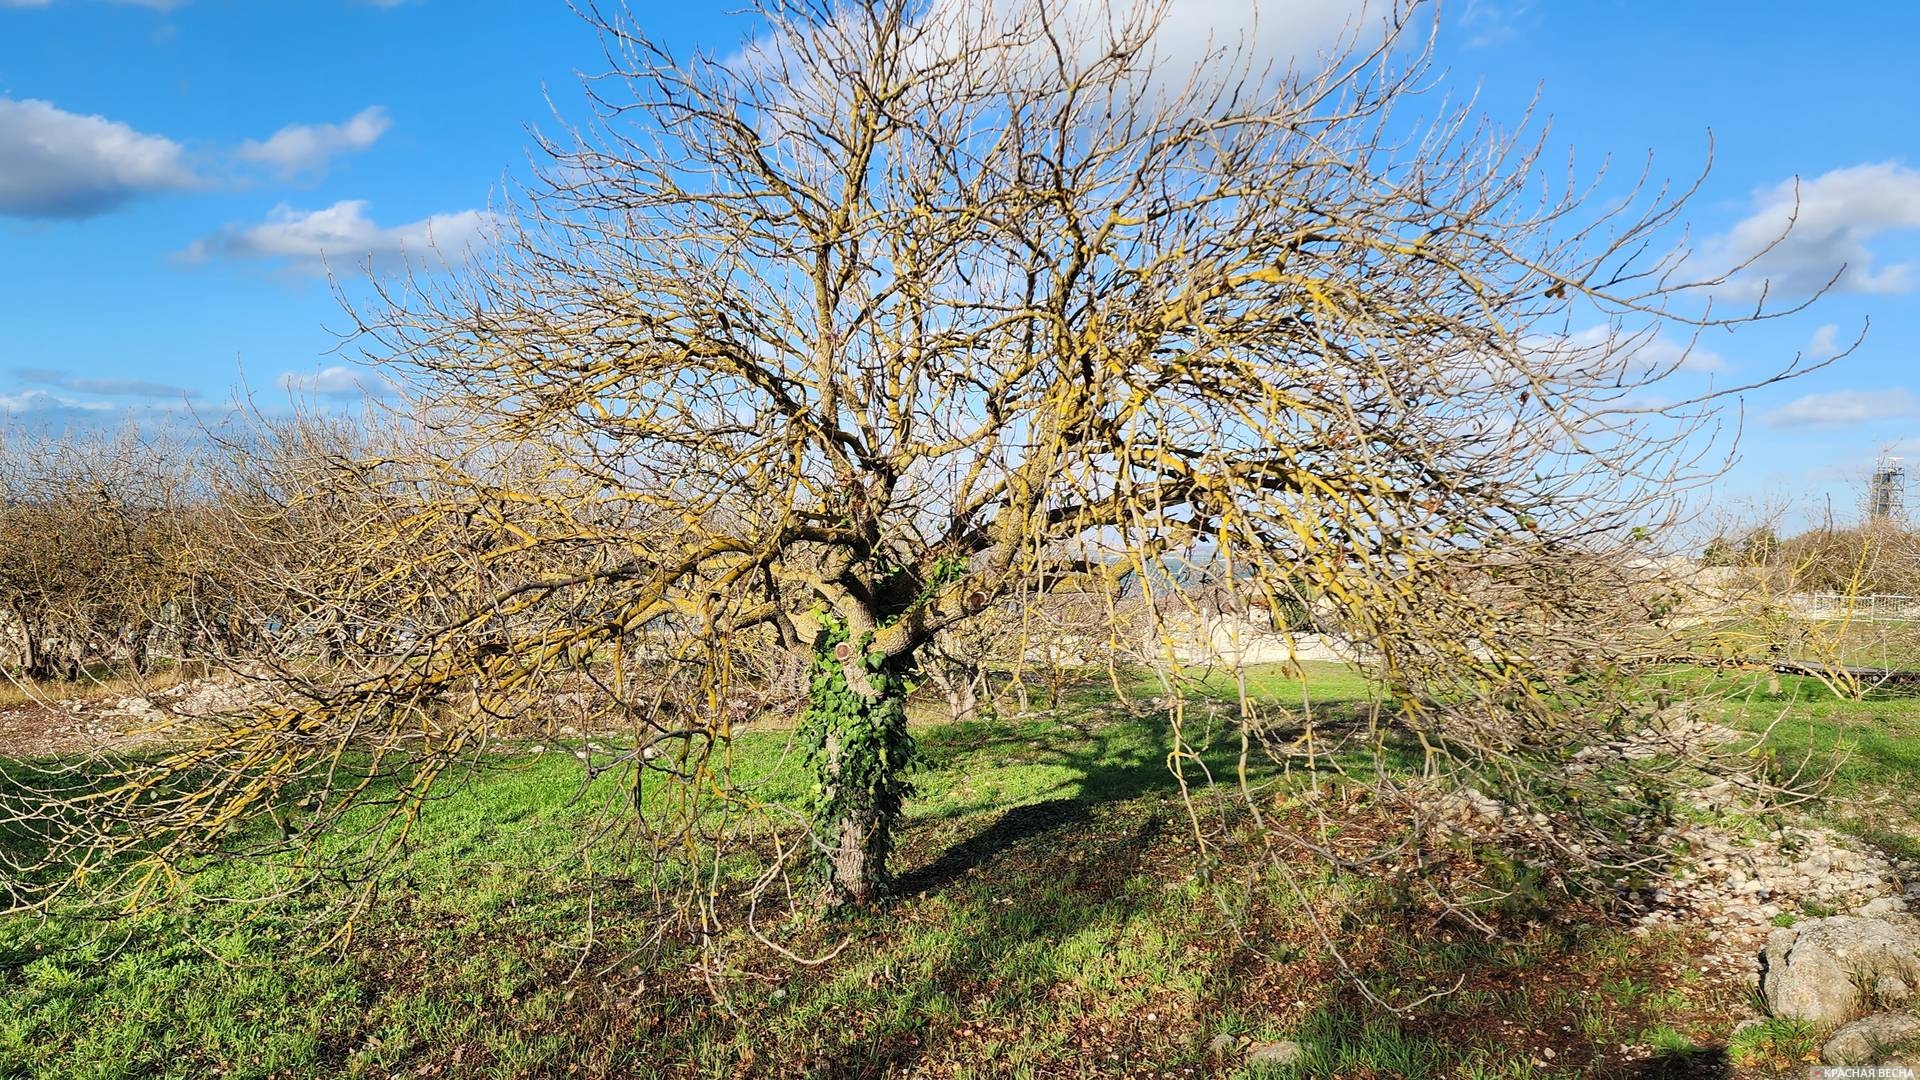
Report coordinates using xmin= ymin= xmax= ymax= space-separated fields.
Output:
xmin=1869 ymin=457 xmax=1907 ymax=522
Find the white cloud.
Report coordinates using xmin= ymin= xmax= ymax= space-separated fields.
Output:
xmin=14 ymin=368 xmax=199 ymax=398
xmin=238 ymin=106 xmax=391 ymax=179
xmin=733 ymin=0 xmax=1377 ymax=137
xmin=1550 ymin=325 xmax=1729 ymax=375
xmin=1629 ymin=331 xmax=1727 ymax=375
xmin=277 ymin=364 xmax=393 ymax=400
xmin=1458 ymin=0 xmax=1529 ymax=47
xmin=1702 ymin=162 xmax=1920 ymax=301
xmin=1091 ymin=0 xmax=1374 ymax=72
xmin=0 ymin=389 xmax=131 ymax=435
xmin=0 ymin=389 xmax=114 ymax=413
xmin=0 ymin=97 xmax=200 ymax=218
xmin=1807 ymin=324 xmax=1840 ymax=359
xmin=0 ymin=387 xmax=195 ymax=438
xmin=1766 ymin=388 xmax=1920 ymax=428
xmin=909 ymin=0 xmax=1376 ymax=75
xmin=182 ymin=200 xmax=497 ymax=272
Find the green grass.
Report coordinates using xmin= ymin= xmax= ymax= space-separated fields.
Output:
xmin=1674 ymin=613 xmax=1920 ymax=669
xmin=0 ymin=660 xmax=1896 ymax=1078
xmin=1726 ymin=1017 xmax=1821 ymax=1070
xmin=1692 ymin=669 xmax=1920 ymax=858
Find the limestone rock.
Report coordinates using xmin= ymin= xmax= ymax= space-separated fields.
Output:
xmin=1821 ymin=1012 xmax=1920 ymax=1066
xmin=1205 ymin=1033 xmax=1244 ymax=1058
xmin=1881 ymin=975 xmax=1916 ymax=1007
xmin=1761 ymin=915 xmax=1920 ymax=1026
xmin=1246 ymin=1039 xmax=1305 ymax=1067
xmin=1862 ymin=896 xmax=1911 ymax=919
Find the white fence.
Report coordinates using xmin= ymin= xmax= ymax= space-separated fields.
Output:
xmin=1788 ymin=593 xmax=1920 ymax=621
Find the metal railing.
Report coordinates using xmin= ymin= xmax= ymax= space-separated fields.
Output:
xmin=1788 ymin=593 xmax=1920 ymax=621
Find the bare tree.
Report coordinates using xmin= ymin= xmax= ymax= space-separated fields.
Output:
xmin=0 ymin=424 xmax=196 ymax=683
xmin=10 ymin=0 xmax=1830 ymax=920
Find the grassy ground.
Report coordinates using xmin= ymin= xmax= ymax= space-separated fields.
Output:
xmin=0 ymin=665 xmax=186 ymax=711
xmin=0 ymin=662 xmax=1911 ymax=1078
xmin=1677 ymin=613 xmax=1920 ymax=670
xmin=1702 ymin=669 xmax=1920 ymax=861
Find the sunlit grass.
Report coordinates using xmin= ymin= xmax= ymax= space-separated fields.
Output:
xmin=0 ymin=664 xmax=188 ymax=711
xmin=0 ymin=661 xmax=1900 ymax=1078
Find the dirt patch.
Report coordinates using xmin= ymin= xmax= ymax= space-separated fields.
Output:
xmin=0 ymin=701 xmax=130 ymax=758
xmin=0 ymin=674 xmax=264 ymax=759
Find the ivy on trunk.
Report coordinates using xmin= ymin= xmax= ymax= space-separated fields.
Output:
xmin=799 ymin=615 xmax=916 ymax=905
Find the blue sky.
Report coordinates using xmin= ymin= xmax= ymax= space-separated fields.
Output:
xmin=2 ymin=0 xmax=1917 ymax=530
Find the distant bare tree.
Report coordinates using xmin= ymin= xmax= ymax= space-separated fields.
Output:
xmin=0 ymin=425 xmax=195 ymax=683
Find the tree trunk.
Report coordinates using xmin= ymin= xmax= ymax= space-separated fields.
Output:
xmin=19 ymin=627 xmax=42 ymax=681
xmin=806 ymin=632 xmax=914 ymax=906
xmin=826 ymin=747 xmax=883 ymax=904
xmin=25 ymin=643 xmax=74 ymax=683
xmin=947 ymin=667 xmax=979 ymax=725
xmin=128 ymin=626 xmax=150 ymax=675
xmin=924 ymin=656 xmax=981 ymax=725
xmin=19 ymin=623 xmax=77 ymax=682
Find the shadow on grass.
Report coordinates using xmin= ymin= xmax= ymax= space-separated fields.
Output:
xmin=912 ymin=695 xmax=1401 ymax=826
xmin=1630 ymin=1046 xmax=1731 ymax=1079
xmin=822 ymin=690 xmax=1398 ymax=1075
xmin=894 ymin=796 xmax=1090 ymax=897
xmin=910 ymin=706 xmax=1187 ymax=815
xmin=808 ymin=798 xmax=1178 ymax=1078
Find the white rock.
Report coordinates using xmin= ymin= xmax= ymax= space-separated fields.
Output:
xmin=1821 ymin=1012 xmax=1920 ymax=1067
xmin=1761 ymin=915 xmax=1920 ymax=1026
xmin=1246 ymin=1041 xmax=1306 ymax=1067
xmin=1861 ymin=897 xmax=1908 ymax=919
